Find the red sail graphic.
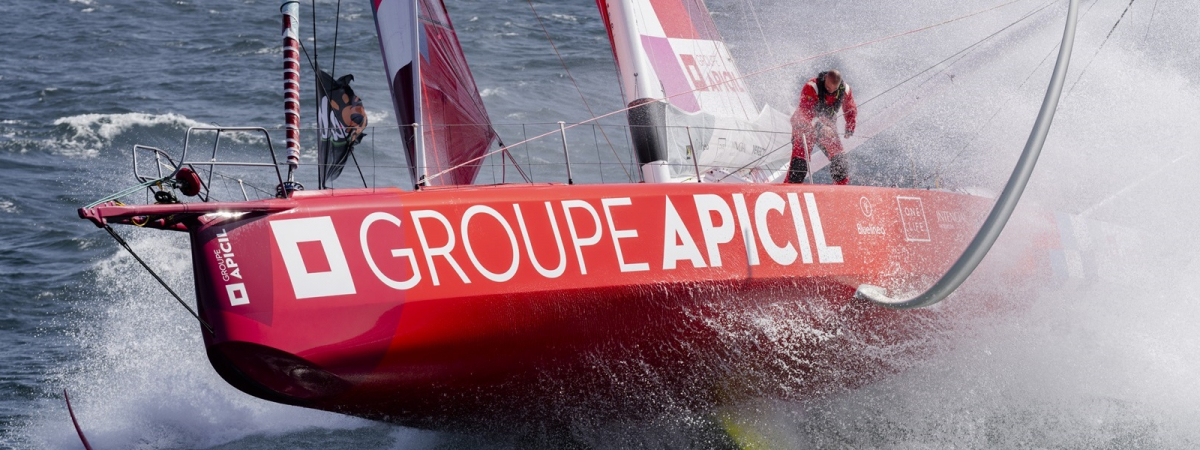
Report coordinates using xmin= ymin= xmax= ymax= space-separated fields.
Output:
xmin=418 ymin=0 xmax=496 ymax=186
xmin=371 ymin=0 xmax=497 ymax=187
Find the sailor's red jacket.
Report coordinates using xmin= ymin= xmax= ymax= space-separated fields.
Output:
xmin=791 ymin=76 xmax=858 ymax=134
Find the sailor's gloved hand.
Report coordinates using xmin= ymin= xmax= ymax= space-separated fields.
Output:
xmin=844 ymin=130 xmax=854 ymax=138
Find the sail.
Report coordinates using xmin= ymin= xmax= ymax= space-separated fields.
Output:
xmin=315 ymin=70 xmax=368 ymax=188
xmin=596 ymin=0 xmax=791 ymax=182
xmin=371 ymin=0 xmax=497 ymax=187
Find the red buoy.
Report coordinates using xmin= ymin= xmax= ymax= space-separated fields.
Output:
xmin=176 ymin=167 xmax=202 ymax=197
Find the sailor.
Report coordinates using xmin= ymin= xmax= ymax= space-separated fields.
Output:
xmin=787 ymin=69 xmax=857 ymax=185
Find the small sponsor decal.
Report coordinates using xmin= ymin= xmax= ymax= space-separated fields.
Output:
xmin=935 ymin=210 xmax=971 ymax=230
xmin=859 ymin=196 xmax=874 ymax=218
xmin=896 ymin=196 xmax=931 ymax=242
xmin=213 ymin=229 xmax=249 ymax=306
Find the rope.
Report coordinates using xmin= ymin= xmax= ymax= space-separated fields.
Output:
xmin=103 ymin=224 xmax=215 ymax=335
xmin=331 ymin=0 xmax=342 ymax=77
xmin=85 ymin=177 xmax=171 ymax=209
xmin=526 ymin=0 xmax=632 ymax=182
xmin=858 ymin=0 xmax=1057 ymax=108
xmin=424 ymin=0 xmax=1028 ymax=184
xmin=924 ymin=0 xmax=1107 ymax=186
xmin=1065 ymin=0 xmax=1136 ymax=98
xmin=1143 ymin=0 xmax=1159 ymax=42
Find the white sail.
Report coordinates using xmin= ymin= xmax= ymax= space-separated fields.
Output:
xmin=596 ymin=0 xmax=792 ymax=183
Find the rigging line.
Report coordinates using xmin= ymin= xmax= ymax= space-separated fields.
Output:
xmin=311 ymin=0 xmax=319 ymax=70
xmin=1065 ymin=0 xmax=1137 ymax=98
xmin=102 ymin=224 xmax=215 ymax=335
xmin=808 ymin=0 xmax=1054 ymax=186
xmin=923 ymin=47 xmax=1056 ymax=186
xmin=858 ymin=0 xmax=1058 ymax=108
xmin=331 ymin=0 xmax=342 ymax=76
xmin=310 ymin=0 xmax=326 ymax=189
xmin=525 ymin=0 xmax=632 ymax=182
xmin=1143 ymin=0 xmax=1159 ymax=42
xmin=425 ymin=0 xmax=1028 ymax=184
xmin=696 ymin=2 xmax=753 ymax=120
xmin=713 ymin=140 xmax=792 ymax=182
xmin=349 ymin=150 xmax=369 ymax=188
xmin=740 ymin=0 xmax=776 ymax=61
xmin=925 ymin=0 xmax=1105 ymax=185
xmin=1080 ymin=151 xmax=1194 ymax=217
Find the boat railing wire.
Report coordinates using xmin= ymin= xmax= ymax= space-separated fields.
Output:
xmin=112 ymin=121 xmax=809 ymax=205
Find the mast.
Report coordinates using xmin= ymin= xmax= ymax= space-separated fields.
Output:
xmin=411 ymin=0 xmax=426 ymax=188
xmin=600 ymin=0 xmax=669 ymax=183
xmin=282 ymin=0 xmax=301 ymax=189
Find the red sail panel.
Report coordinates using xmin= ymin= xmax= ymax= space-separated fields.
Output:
xmin=418 ymin=0 xmax=496 ymax=186
xmin=371 ymin=0 xmax=496 ymax=187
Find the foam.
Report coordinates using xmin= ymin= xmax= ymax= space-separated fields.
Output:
xmin=50 ymin=113 xmax=213 ymax=159
xmin=16 ymin=232 xmax=392 ymax=449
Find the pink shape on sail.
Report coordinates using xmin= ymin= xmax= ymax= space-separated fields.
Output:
xmin=640 ymin=36 xmax=700 ymax=112
xmin=647 ymin=0 xmax=720 ymax=40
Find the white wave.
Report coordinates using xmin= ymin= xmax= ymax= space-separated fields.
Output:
xmin=16 ymin=232 xmax=420 ymax=449
xmin=365 ymin=109 xmax=390 ymax=125
xmin=479 ymin=87 xmax=506 ymax=98
xmin=50 ymin=112 xmax=213 ymax=159
xmin=549 ymin=13 xmax=578 ymax=23
xmin=0 ymin=200 xmax=15 ymax=214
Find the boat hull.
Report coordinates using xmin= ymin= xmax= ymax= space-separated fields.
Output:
xmin=160 ymin=182 xmax=1057 ymax=429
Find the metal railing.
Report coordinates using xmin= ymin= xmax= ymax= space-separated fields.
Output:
xmin=122 ymin=120 xmax=897 ymax=204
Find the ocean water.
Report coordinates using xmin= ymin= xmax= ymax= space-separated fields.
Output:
xmin=2 ymin=0 xmax=1199 ymax=448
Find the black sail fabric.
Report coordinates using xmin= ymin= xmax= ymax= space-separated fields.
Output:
xmin=316 ymin=70 xmax=368 ymax=187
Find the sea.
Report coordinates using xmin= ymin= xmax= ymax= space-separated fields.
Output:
xmin=3 ymin=0 xmax=1199 ymax=448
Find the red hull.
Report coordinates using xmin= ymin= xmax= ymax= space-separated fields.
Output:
xmin=81 ymin=182 xmax=1061 ymax=429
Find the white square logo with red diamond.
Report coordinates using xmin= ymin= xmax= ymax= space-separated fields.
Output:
xmin=270 ymin=216 xmax=357 ymax=299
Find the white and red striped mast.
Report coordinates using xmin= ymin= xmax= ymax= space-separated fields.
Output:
xmin=281 ymin=0 xmax=301 ymax=190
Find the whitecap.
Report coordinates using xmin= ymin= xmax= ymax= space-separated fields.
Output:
xmin=365 ymin=109 xmax=390 ymax=125
xmin=50 ymin=112 xmax=214 ymax=159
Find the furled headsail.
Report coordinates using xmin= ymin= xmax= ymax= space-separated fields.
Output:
xmin=315 ymin=70 xmax=368 ymax=188
xmin=370 ymin=0 xmax=498 ymax=187
xmin=596 ymin=0 xmax=791 ymax=183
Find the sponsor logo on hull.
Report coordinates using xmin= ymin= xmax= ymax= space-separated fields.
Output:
xmin=896 ymin=196 xmax=931 ymax=242
xmin=213 ymin=229 xmax=250 ymax=306
xmin=268 ymin=192 xmax=845 ymax=299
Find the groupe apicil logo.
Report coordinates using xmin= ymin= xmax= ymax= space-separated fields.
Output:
xmin=238 ymin=192 xmax=845 ymax=306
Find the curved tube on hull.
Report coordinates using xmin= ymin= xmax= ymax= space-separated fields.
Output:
xmin=856 ymin=0 xmax=1081 ymax=310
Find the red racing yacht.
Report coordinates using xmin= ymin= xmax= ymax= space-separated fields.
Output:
xmin=77 ymin=0 xmax=1081 ymax=431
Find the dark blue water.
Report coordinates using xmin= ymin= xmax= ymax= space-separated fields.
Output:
xmin=4 ymin=0 xmax=1199 ymax=448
